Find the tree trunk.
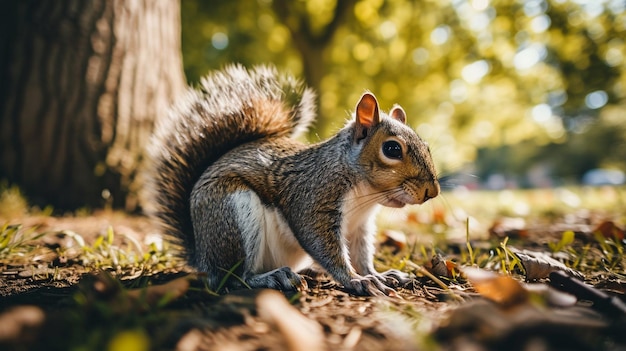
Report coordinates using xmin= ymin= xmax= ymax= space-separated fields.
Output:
xmin=0 ymin=0 xmax=186 ymax=211
xmin=272 ymin=0 xmax=355 ymax=135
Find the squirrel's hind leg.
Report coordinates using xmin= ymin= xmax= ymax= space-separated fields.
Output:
xmin=226 ymin=188 xmax=308 ymax=291
xmin=192 ymin=177 xmax=308 ymax=292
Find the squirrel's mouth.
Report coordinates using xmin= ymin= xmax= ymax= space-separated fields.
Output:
xmin=383 ymin=198 xmax=407 ymax=208
xmin=381 ymin=191 xmax=416 ymax=208
xmin=381 ymin=182 xmax=440 ymax=208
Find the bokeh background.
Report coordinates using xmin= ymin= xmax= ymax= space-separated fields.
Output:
xmin=181 ymin=0 xmax=626 ymax=189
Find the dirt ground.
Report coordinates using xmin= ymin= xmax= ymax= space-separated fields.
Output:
xmin=1 ymin=211 xmax=625 ymax=351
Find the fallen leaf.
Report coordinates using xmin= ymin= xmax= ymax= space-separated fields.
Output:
xmin=428 ymin=254 xmax=455 ymax=278
xmin=463 ymin=267 xmax=528 ymax=307
xmin=509 ymin=248 xmax=584 ymax=281
xmin=593 ymin=220 xmax=625 ymax=240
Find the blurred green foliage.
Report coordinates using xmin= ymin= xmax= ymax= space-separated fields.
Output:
xmin=181 ymin=0 xmax=626 ymax=183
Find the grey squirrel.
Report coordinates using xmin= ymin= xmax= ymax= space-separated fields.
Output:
xmin=147 ymin=65 xmax=440 ymax=296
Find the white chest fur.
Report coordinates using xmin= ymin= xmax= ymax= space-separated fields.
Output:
xmin=340 ymin=182 xmax=381 ymax=275
xmin=340 ymin=182 xmax=381 ymax=239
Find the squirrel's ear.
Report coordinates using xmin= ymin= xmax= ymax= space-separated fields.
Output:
xmin=389 ymin=105 xmax=407 ymax=124
xmin=355 ymin=92 xmax=380 ymax=141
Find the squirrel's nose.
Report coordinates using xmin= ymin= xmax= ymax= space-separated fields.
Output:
xmin=423 ymin=181 xmax=440 ymax=202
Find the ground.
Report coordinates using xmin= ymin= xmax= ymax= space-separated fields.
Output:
xmin=0 ymin=187 xmax=625 ymax=351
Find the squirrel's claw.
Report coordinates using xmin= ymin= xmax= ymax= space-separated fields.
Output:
xmin=346 ymin=274 xmax=395 ymax=297
xmin=295 ymin=274 xmax=308 ymax=291
xmin=379 ymin=269 xmax=411 ymax=287
xmin=245 ymin=267 xmax=306 ymax=292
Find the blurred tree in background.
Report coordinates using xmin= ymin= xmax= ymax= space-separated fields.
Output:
xmin=0 ymin=0 xmax=185 ymax=211
xmin=181 ymin=0 xmax=626 ymax=186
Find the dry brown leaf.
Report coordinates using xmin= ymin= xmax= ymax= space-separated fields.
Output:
xmin=463 ymin=267 xmax=528 ymax=307
xmin=510 ymin=248 xmax=584 ymax=281
xmin=593 ymin=220 xmax=625 ymax=240
xmin=428 ymin=253 xmax=455 ymax=278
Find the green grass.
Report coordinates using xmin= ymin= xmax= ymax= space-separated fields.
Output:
xmin=0 ymin=224 xmax=44 ymax=256
xmin=376 ymin=186 xmax=625 ymax=287
xmin=0 ymin=223 xmax=182 ymax=281
xmin=77 ymin=226 xmax=179 ymax=277
xmin=2 ymin=184 xmax=624 ymax=286
xmin=1 ymin=184 xmax=624 ymax=350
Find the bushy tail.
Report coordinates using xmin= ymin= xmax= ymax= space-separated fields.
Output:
xmin=146 ymin=64 xmax=316 ymax=259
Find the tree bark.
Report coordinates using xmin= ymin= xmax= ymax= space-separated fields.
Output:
xmin=0 ymin=0 xmax=186 ymax=211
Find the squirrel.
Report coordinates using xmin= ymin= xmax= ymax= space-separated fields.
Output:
xmin=147 ymin=65 xmax=440 ymax=296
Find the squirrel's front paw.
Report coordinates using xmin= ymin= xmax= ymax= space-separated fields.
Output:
xmin=379 ymin=269 xmax=411 ymax=287
xmin=345 ymin=275 xmax=395 ymax=296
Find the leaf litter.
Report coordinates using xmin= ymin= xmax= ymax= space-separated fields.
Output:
xmin=0 ymin=187 xmax=625 ymax=350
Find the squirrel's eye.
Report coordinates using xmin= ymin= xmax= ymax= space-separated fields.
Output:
xmin=382 ymin=140 xmax=402 ymax=160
